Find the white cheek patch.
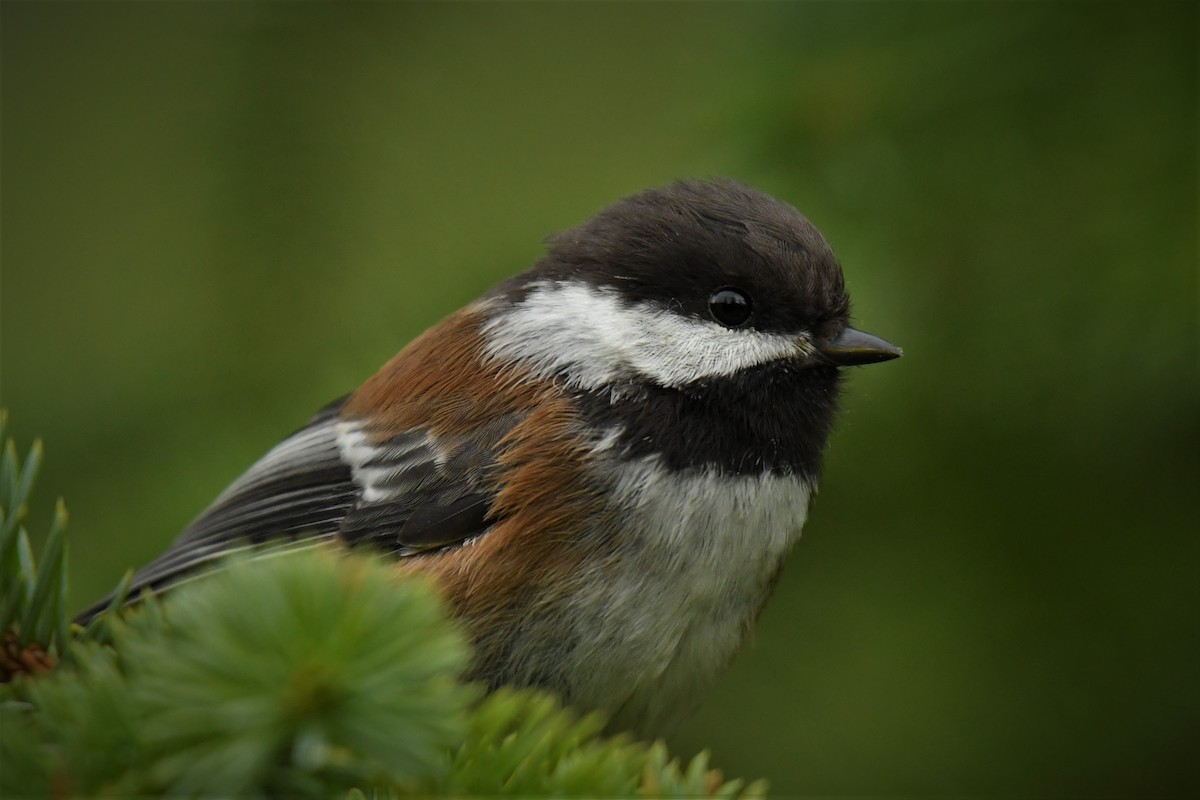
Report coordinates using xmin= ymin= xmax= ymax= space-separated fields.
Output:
xmin=482 ymin=281 xmax=809 ymax=389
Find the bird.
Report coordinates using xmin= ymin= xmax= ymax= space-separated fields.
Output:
xmin=77 ymin=179 xmax=900 ymax=736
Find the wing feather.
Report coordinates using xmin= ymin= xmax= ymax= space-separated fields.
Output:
xmin=74 ymin=399 xmax=357 ymax=622
xmin=336 ymin=413 xmax=520 ymax=554
xmin=75 ymin=399 xmax=524 ymax=624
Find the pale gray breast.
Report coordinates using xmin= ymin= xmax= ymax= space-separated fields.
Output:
xmin=559 ymin=454 xmax=815 ymax=735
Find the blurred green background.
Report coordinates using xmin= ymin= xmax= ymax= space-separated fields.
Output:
xmin=2 ymin=2 xmax=1195 ymax=796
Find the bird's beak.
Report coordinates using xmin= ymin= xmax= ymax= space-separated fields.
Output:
xmin=815 ymin=326 xmax=903 ymax=366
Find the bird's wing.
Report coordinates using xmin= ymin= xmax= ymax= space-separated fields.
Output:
xmin=75 ymin=398 xmax=519 ymax=623
xmin=334 ymin=410 xmax=520 ymax=555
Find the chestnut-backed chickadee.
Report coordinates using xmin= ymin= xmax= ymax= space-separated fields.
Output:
xmin=78 ymin=179 xmax=900 ymax=735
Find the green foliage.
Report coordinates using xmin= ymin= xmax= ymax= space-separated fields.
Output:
xmin=0 ymin=410 xmax=69 ymax=657
xmin=2 ymin=545 xmax=762 ymax=797
xmin=4 ymin=550 xmax=471 ymax=796
xmin=445 ymin=687 xmax=764 ymax=798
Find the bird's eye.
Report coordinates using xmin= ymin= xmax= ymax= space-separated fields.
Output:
xmin=708 ymin=288 xmax=753 ymax=327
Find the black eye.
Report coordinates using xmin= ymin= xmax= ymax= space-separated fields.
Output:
xmin=708 ymin=288 xmax=752 ymax=327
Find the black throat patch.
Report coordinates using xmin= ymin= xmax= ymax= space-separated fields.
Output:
xmin=577 ymin=362 xmax=843 ymax=480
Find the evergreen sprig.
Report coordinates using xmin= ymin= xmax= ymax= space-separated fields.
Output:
xmin=3 ymin=550 xmax=473 ymax=797
xmin=443 ymin=687 xmax=765 ymax=798
xmin=0 ymin=410 xmax=69 ymax=675
xmin=2 ymin=549 xmax=764 ymax=798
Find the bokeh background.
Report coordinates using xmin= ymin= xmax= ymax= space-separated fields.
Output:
xmin=3 ymin=2 xmax=1195 ymax=796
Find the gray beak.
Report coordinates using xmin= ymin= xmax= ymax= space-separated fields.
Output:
xmin=815 ymin=326 xmax=903 ymax=366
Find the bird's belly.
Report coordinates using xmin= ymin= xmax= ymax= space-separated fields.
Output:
xmin=557 ymin=460 xmax=813 ymax=735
